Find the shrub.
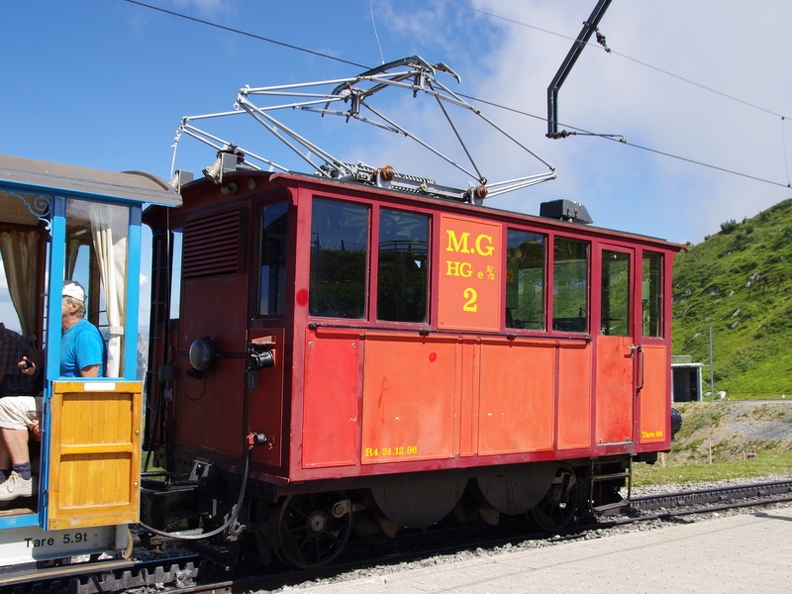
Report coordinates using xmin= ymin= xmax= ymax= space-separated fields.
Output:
xmin=720 ymin=219 xmax=739 ymax=234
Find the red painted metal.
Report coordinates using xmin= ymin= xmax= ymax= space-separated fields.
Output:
xmin=302 ymin=328 xmax=359 ymax=468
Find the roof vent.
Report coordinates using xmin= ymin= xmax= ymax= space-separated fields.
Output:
xmin=539 ymin=199 xmax=592 ymax=224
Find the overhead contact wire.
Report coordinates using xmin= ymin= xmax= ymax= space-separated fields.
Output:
xmin=120 ymin=0 xmax=368 ymax=69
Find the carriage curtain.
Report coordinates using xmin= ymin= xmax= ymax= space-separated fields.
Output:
xmin=0 ymin=230 xmax=40 ymax=346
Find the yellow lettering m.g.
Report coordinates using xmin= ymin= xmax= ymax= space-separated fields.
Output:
xmin=446 ymin=230 xmax=471 ymax=254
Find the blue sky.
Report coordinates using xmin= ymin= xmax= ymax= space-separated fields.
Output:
xmin=3 ymin=0 xmax=792 ymax=330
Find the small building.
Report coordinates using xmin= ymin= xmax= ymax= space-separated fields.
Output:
xmin=671 ymin=355 xmax=704 ymax=402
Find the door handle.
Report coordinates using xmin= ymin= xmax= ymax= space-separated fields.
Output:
xmin=632 ymin=345 xmax=645 ymax=391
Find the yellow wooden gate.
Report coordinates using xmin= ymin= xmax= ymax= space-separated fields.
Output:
xmin=47 ymin=381 xmax=142 ymax=530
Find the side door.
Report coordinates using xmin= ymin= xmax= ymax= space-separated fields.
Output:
xmin=594 ymin=246 xmax=636 ymax=445
xmin=47 ymin=381 xmax=142 ymax=530
xmin=635 ymin=250 xmax=671 ymax=447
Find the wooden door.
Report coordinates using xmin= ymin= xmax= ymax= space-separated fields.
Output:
xmin=47 ymin=381 xmax=142 ymax=530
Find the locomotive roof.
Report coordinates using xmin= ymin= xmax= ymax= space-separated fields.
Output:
xmin=0 ymin=153 xmax=181 ymax=207
xmin=172 ymin=167 xmax=683 ymax=252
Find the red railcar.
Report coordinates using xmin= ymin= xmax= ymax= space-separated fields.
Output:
xmin=142 ymin=165 xmax=682 ymax=567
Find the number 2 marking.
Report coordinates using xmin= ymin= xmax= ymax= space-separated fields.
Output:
xmin=463 ymin=288 xmax=478 ymax=312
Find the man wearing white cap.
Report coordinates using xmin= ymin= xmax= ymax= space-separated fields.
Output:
xmin=59 ymin=280 xmax=104 ymax=378
xmin=0 ymin=280 xmax=105 ymax=503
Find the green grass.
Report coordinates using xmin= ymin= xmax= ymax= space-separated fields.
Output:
xmin=673 ymin=199 xmax=792 ymax=396
xmin=727 ymin=394 xmax=791 ymax=400
xmin=633 ymin=450 xmax=792 ymax=486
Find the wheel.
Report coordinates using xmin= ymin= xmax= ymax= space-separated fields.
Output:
xmin=367 ymin=474 xmax=467 ymax=528
xmin=275 ymin=491 xmax=352 ymax=569
xmin=529 ymin=466 xmax=583 ymax=533
xmin=474 ymin=463 xmax=556 ymax=515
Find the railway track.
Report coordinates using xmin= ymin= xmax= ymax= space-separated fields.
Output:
xmin=615 ymin=478 xmax=792 ymax=523
xmin=6 ymin=478 xmax=792 ymax=594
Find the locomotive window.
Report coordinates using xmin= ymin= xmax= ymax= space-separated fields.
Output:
xmin=552 ymin=238 xmax=588 ymax=333
xmin=600 ymin=250 xmax=631 ymax=336
xmin=642 ymin=251 xmax=663 ymax=337
xmin=377 ymin=208 xmax=429 ymax=323
xmin=309 ymin=198 xmax=369 ymax=319
xmin=505 ymin=230 xmax=545 ymax=330
xmin=259 ymin=202 xmax=288 ymax=316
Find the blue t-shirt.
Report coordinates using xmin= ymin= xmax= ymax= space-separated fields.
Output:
xmin=61 ymin=319 xmax=105 ymax=377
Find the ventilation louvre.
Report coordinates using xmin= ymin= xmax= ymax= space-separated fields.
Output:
xmin=182 ymin=209 xmax=242 ymax=278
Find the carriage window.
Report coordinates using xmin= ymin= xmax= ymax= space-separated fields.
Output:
xmin=377 ymin=208 xmax=429 ymax=323
xmin=310 ymin=198 xmax=369 ymax=319
xmin=66 ymin=199 xmax=130 ymax=377
xmin=506 ymin=230 xmax=545 ymax=330
xmin=259 ymin=202 xmax=288 ymax=316
xmin=601 ymin=250 xmax=631 ymax=336
xmin=553 ymin=238 xmax=588 ymax=332
xmin=642 ymin=251 xmax=663 ymax=337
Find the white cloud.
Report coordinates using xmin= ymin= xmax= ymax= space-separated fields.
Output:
xmin=170 ymin=0 xmax=227 ymax=14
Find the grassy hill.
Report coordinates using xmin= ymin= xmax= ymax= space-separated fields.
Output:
xmin=672 ymin=198 xmax=792 ymax=397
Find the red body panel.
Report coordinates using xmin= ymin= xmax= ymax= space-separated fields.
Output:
xmin=478 ymin=340 xmax=554 ymax=455
xmin=249 ymin=328 xmax=285 ymax=468
xmin=556 ymin=341 xmax=592 ymax=450
xmin=639 ymin=344 xmax=669 ymax=444
xmin=302 ymin=328 xmax=359 ymax=468
xmin=177 ymin=356 xmax=246 ymax=459
xmin=361 ymin=333 xmax=458 ymax=464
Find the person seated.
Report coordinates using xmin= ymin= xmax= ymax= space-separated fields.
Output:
xmin=0 ymin=322 xmax=37 ymax=497
xmin=0 ymin=280 xmax=104 ymax=503
xmin=0 ymin=322 xmax=36 ymax=398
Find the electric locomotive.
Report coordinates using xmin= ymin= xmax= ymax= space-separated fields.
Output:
xmin=139 ymin=57 xmax=683 ymax=569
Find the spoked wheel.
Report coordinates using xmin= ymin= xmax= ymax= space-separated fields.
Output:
xmin=275 ymin=491 xmax=352 ymax=569
xmin=529 ymin=466 xmax=584 ymax=533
